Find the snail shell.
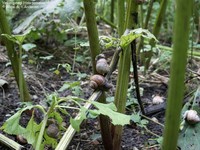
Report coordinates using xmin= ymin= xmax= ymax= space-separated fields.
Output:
xmin=152 ymin=95 xmax=164 ymax=105
xmin=90 ymin=74 xmax=106 ymax=89
xmin=95 ymin=54 xmax=106 ymax=60
xmin=46 ymin=123 xmax=59 ymax=138
xmin=16 ymin=135 xmax=27 ymax=144
xmin=90 ymin=74 xmax=112 ymax=90
xmin=184 ymin=110 xmax=200 ymax=124
xmin=96 ymin=58 xmax=110 ymax=75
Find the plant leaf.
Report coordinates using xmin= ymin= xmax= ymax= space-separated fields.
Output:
xmin=1 ymin=106 xmax=35 ymax=135
xmin=178 ymin=87 xmax=200 ymax=150
xmin=22 ymin=43 xmax=36 ymax=52
xmin=91 ymin=101 xmax=130 ymax=125
xmin=23 ymin=115 xmax=42 ymax=147
xmin=70 ymin=107 xmax=87 ymax=132
xmin=120 ymin=28 xmax=158 ymax=48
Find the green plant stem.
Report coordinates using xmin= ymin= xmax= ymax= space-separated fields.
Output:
xmin=154 ymin=44 xmax=200 ymax=59
xmin=112 ymin=0 xmax=136 ymax=149
xmin=18 ymin=45 xmax=24 ymax=101
xmin=117 ymin=0 xmax=125 ymax=36
xmin=152 ymin=0 xmax=168 ymax=38
xmin=55 ymin=91 xmax=103 ymax=150
xmin=140 ymin=114 xmax=164 ymax=127
xmin=83 ymin=1 xmax=113 ymax=149
xmin=98 ymin=93 xmax=113 ymax=150
xmin=35 ymin=114 xmax=48 ymax=150
xmin=97 ymin=14 xmax=117 ymax=29
xmin=83 ymin=0 xmax=100 ymax=74
xmin=72 ymin=32 xmax=77 ymax=73
xmin=0 ymin=3 xmax=31 ymax=102
xmin=35 ymin=101 xmax=55 ymax=150
xmin=144 ymin=126 xmax=160 ymax=137
xmin=110 ymin=0 xmax=115 ymax=23
xmin=144 ymin=0 xmax=154 ymax=29
xmin=143 ymin=0 xmax=168 ymax=70
xmin=137 ymin=0 xmax=155 ymax=55
xmin=162 ymin=0 xmax=193 ymax=149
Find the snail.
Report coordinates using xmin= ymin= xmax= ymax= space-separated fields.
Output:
xmin=89 ymin=74 xmax=112 ymax=90
xmin=96 ymin=54 xmax=110 ymax=75
xmin=46 ymin=123 xmax=59 ymax=138
xmin=183 ymin=110 xmax=200 ymax=125
xmin=16 ymin=135 xmax=27 ymax=144
xmin=152 ymin=95 xmax=164 ymax=105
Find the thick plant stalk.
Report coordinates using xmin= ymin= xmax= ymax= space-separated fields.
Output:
xmin=97 ymin=93 xmax=113 ymax=150
xmin=110 ymin=0 xmax=115 ymax=23
xmin=137 ymin=0 xmax=155 ymax=62
xmin=144 ymin=0 xmax=154 ymax=29
xmin=117 ymin=0 xmax=125 ymax=36
xmin=83 ymin=1 xmax=113 ymax=149
xmin=152 ymin=0 xmax=168 ymax=38
xmin=112 ymin=0 xmax=136 ymax=149
xmin=162 ymin=0 xmax=193 ymax=149
xmin=143 ymin=0 xmax=168 ymax=70
xmin=0 ymin=3 xmax=31 ymax=102
xmin=83 ymin=0 xmax=100 ymax=74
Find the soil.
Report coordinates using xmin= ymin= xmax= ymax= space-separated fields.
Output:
xmin=0 ymin=40 xmax=199 ymax=150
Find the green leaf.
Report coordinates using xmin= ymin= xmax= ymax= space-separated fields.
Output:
xmin=140 ymin=119 xmax=149 ymax=125
xmin=91 ymin=101 xmax=130 ymax=125
xmin=88 ymin=109 xmax=100 ymax=118
xmin=130 ymin=113 xmax=141 ymax=123
xmin=42 ymin=132 xmax=58 ymax=148
xmin=120 ymin=28 xmax=158 ymax=48
xmin=49 ymin=111 xmax=63 ymax=124
xmin=54 ymin=69 xmax=60 ymax=75
xmin=72 ymin=86 xmax=83 ymax=96
xmin=23 ymin=115 xmax=42 ymax=147
xmin=76 ymin=72 xmax=87 ymax=80
xmin=99 ymin=35 xmax=119 ymax=49
xmin=22 ymin=43 xmax=36 ymax=52
xmin=178 ymin=87 xmax=200 ymax=150
xmin=57 ymin=63 xmax=71 ymax=72
xmin=14 ymin=35 xmax=26 ymax=44
xmin=70 ymin=107 xmax=87 ymax=132
xmin=58 ymin=81 xmax=81 ymax=92
xmin=178 ymin=123 xmax=200 ymax=150
xmin=2 ymin=31 xmax=30 ymax=45
xmin=1 ymin=106 xmax=35 ymax=135
xmin=1 ymin=34 xmax=18 ymax=44
xmin=39 ymin=55 xmax=54 ymax=60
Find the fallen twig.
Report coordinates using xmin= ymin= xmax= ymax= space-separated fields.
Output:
xmin=0 ymin=133 xmax=24 ymax=150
